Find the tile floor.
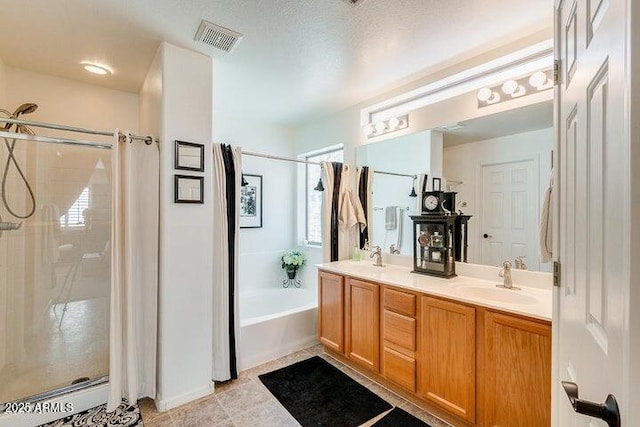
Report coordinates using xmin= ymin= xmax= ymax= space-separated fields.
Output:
xmin=139 ymin=344 xmax=452 ymax=427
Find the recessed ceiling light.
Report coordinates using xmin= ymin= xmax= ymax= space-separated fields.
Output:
xmin=82 ymin=63 xmax=112 ymax=75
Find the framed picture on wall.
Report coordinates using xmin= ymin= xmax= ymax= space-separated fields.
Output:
xmin=175 ymin=140 xmax=205 ymax=172
xmin=240 ymin=174 xmax=262 ymax=228
xmin=174 ymin=175 xmax=204 ymax=204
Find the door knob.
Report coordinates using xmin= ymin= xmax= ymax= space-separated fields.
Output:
xmin=561 ymin=381 xmax=621 ymax=427
xmin=483 ymin=233 xmax=492 ymax=239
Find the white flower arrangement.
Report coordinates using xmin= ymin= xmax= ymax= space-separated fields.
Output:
xmin=281 ymin=249 xmax=306 ymax=271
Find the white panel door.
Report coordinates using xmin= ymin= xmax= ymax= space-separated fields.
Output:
xmin=555 ymin=0 xmax=627 ymax=425
xmin=480 ymin=160 xmax=538 ymax=270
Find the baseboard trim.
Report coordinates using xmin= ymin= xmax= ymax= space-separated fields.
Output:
xmin=155 ymin=382 xmax=214 ymax=412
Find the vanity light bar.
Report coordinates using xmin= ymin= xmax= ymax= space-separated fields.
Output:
xmin=477 ymin=68 xmax=554 ymax=108
xmin=363 ymin=115 xmax=409 ymax=138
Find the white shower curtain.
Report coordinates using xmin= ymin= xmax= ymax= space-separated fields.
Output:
xmin=211 ymin=143 xmax=242 ymax=381
xmin=107 ymin=131 xmax=159 ymax=412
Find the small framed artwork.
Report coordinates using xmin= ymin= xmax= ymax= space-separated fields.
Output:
xmin=175 ymin=140 xmax=204 ymax=172
xmin=240 ymin=174 xmax=262 ymax=228
xmin=174 ymin=175 xmax=204 ymax=204
xmin=432 ymin=177 xmax=442 ymax=192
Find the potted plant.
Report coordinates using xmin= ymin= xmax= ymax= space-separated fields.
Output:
xmin=281 ymin=249 xmax=306 ymax=280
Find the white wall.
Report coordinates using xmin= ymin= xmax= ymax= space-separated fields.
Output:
xmin=147 ymin=43 xmax=214 ymax=411
xmin=3 ymin=67 xmax=138 ymax=138
xmin=211 ymin=114 xmax=297 ymax=292
xmin=443 ymin=127 xmax=553 ymax=269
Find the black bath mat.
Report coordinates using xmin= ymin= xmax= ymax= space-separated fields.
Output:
xmin=372 ymin=407 xmax=432 ymax=427
xmin=258 ymin=356 xmax=392 ymax=426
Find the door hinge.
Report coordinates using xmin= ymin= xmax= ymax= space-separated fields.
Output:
xmin=553 ymin=261 xmax=561 ymax=287
xmin=553 ymin=60 xmax=561 ymax=85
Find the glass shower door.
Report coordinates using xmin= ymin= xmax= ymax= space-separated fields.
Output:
xmin=0 ymin=134 xmax=111 ymax=405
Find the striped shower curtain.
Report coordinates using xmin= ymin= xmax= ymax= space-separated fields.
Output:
xmin=212 ymin=143 xmax=241 ymax=381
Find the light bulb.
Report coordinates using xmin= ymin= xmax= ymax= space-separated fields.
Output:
xmin=374 ymin=121 xmax=387 ymax=134
xmin=477 ymin=87 xmax=493 ymax=102
xmin=502 ymin=80 xmax=519 ymax=95
xmin=388 ymin=117 xmax=401 ymax=130
xmin=529 ymin=71 xmax=548 ymax=89
xmin=363 ymin=124 xmax=375 ymax=136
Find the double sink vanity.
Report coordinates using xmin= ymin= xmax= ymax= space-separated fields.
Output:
xmin=316 ymin=260 xmax=551 ymax=427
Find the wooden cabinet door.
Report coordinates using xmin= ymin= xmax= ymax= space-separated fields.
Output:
xmin=420 ymin=296 xmax=476 ymax=423
xmin=345 ymin=278 xmax=380 ymax=372
xmin=318 ymin=271 xmax=344 ymax=353
xmin=484 ymin=311 xmax=551 ymax=427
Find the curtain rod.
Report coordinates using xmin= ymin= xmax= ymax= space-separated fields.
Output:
xmin=241 ymin=150 xmax=417 ymax=179
xmin=0 ymin=117 xmax=157 ymax=145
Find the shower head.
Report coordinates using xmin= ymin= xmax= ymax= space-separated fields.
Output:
xmin=2 ymin=103 xmax=38 ymax=130
xmin=13 ymin=103 xmax=38 ymax=117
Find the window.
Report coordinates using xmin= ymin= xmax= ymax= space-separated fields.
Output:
xmin=305 ymin=147 xmax=343 ymax=245
xmin=60 ymin=187 xmax=90 ymax=228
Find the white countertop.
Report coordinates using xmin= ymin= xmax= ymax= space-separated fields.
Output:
xmin=316 ymin=260 xmax=552 ymax=322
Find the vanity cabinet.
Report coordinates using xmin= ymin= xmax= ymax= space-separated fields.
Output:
xmin=318 ymin=271 xmax=344 ymax=353
xmin=419 ymin=296 xmax=476 ymax=423
xmin=381 ymin=287 xmax=418 ymax=392
xmin=345 ymin=278 xmax=380 ymax=371
xmin=483 ymin=311 xmax=551 ymax=426
xmin=317 ymin=269 xmax=551 ymax=427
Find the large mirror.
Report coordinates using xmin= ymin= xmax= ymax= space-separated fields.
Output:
xmin=356 ymin=129 xmax=441 ymax=257
xmin=356 ymin=100 xmax=553 ymax=272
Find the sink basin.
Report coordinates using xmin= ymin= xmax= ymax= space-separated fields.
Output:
xmin=455 ymin=285 xmax=538 ymax=305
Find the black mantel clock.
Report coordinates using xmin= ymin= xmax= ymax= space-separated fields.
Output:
xmin=411 ymin=214 xmax=457 ymax=278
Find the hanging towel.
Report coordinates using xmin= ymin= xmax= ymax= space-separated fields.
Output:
xmin=539 ymin=170 xmax=553 ymax=263
xmin=339 ymin=188 xmax=366 ymax=230
xmin=384 ymin=207 xmax=403 ymax=253
xmin=385 ymin=206 xmax=398 ymax=230
xmin=338 ymin=165 xmax=366 ymax=231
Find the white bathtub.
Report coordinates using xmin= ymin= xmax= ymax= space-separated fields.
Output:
xmin=238 ymin=288 xmax=318 ymax=370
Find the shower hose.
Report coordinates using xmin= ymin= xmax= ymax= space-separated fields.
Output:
xmin=0 ymin=108 xmax=37 ymax=221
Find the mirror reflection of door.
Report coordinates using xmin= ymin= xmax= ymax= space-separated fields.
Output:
xmin=480 ymin=159 xmax=538 ymax=270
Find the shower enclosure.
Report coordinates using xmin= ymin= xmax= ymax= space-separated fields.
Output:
xmin=0 ymin=115 xmax=112 ymax=406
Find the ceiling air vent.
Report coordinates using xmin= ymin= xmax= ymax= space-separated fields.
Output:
xmin=341 ymin=0 xmax=369 ymax=7
xmin=194 ymin=20 xmax=243 ymax=53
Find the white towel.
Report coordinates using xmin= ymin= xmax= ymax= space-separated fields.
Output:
xmin=385 ymin=206 xmax=397 ymax=230
xmin=384 ymin=207 xmax=403 ymax=253
xmin=539 ymin=172 xmax=553 ymax=263
xmin=338 ymin=166 xmax=366 ymax=231
xmin=339 ymin=189 xmax=365 ymax=230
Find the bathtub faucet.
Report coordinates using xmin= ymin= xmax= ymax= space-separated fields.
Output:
xmin=371 ymin=246 xmax=384 ymax=267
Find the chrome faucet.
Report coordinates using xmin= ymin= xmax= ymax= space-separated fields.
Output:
xmin=389 ymin=244 xmax=401 ymax=255
xmin=371 ymin=246 xmax=384 ymax=267
xmin=498 ymin=259 xmax=519 ymax=290
xmin=514 ymin=256 xmax=528 ymax=270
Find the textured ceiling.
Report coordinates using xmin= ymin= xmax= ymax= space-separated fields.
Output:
xmin=0 ymin=0 xmax=552 ymax=125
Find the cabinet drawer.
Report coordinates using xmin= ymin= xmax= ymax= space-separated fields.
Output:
xmin=383 ymin=310 xmax=416 ymax=351
xmin=383 ymin=347 xmax=416 ymax=392
xmin=383 ymin=288 xmax=416 ymax=316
